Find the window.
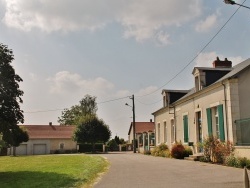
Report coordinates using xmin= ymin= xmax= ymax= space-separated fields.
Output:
xmin=206 ymin=104 xmax=225 ymax=141
xmin=195 ymin=76 xmax=200 ymax=91
xmin=59 ymin=143 xmax=64 ymax=150
xmin=183 ymin=115 xmax=189 ymax=143
xmin=171 ymin=119 xmax=175 ymax=143
xmin=164 ymin=122 xmax=167 ymax=143
xmin=158 ymin=123 xmax=161 ymax=143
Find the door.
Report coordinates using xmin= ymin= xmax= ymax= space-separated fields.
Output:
xmin=196 ymin=111 xmax=203 ymax=152
xmin=33 ymin=144 xmax=46 ymax=155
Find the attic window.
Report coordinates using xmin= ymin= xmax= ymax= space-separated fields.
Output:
xmin=195 ymin=76 xmax=199 ymax=91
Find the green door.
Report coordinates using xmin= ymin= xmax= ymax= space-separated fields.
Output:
xmin=183 ymin=115 xmax=189 ymax=143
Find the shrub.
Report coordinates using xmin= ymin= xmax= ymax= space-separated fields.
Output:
xmin=224 ymin=155 xmax=250 ymax=168
xmin=183 ymin=146 xmax=193 ymax=157
xmin=144 ymin=150 xmax=151 ymax=155
xmin=203 ymin=135 xmax=234 ymax=163
xmin=171 ymin=142 xmax=185 ymax=159
xmin=224 ymin=155 xmax=240 ymax=168
xmin=238 ymin=157 xmax=250 ymax=169
xmin=151 ymin=143 xmax=170 ymax=158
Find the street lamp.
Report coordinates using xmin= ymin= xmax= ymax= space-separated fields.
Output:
xmin=224 ymin=0 xmax=250 ymax=9
xmin=125 ymin=94 xmax=136 ymax=153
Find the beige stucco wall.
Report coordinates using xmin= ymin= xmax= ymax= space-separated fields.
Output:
xmin=238 ymin=67 xmax=250 ymax=119
xmin=50 ymin=139 xmax=77 ymax=152
xmin=235 ymin=146 xmax=250 ymax=159
xmin=11 ymin=139 xmax=77 ymax=155
xmin=154 ymin=66 xmax=250 ymax=157
xmin=154 ymin=84 xmax=229 ymax=152
xmin=154 ymin=108 xmax=174 ymax=146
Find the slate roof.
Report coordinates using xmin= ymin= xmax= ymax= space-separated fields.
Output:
xmin=215 ymin=58 xmax=250 ymax=83
xmin=128 ymin=122 xmax=155 ymax=135
xmin=176 ymin=58 xmax=250 ymax=103
xmin=19 ymin=125 xmax=75 ymax=139
xmin=152 ymin=58 xmax=250 ymax=115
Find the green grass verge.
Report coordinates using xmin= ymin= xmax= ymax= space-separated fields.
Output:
xmin=0 ymin=154 xmax=108 ymax=188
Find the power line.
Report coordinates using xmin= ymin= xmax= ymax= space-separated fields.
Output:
xmin=24 ymin=96 xmax=130 ymax=113
xmin=23 ymin=2 xmax=246 ymax=113
xmin=136 ymin=1 xmax=245 ymax=98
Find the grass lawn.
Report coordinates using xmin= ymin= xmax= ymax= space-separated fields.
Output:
xmin=0 ymin=154 xmax=108 ymax=188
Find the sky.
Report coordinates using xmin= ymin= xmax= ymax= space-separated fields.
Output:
xmin=0 ymin=0 xmax=250 ymax=140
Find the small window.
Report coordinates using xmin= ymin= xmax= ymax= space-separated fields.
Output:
xmin=164 ymin=122 xmax=167 ymax=143
xmin=158 ymin=123 xmax=161 ymax=143
xmin=59 ymin=143 xmax=64 ymax=150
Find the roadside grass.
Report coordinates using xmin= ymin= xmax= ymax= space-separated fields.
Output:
xmin=0 ymin=154 xmax=108 ymax=188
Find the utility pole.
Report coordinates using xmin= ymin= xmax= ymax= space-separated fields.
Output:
xmin=132 ymin=94 xmax=136 ymax=153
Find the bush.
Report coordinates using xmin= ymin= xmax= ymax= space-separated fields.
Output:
xmin=224 ymin=155 xmax=250 ymax=168
xmin=78 ymin=143 xmax=103 ymax=153
xmin=238 ymin=157 xmax=250 ymax=169
xmin=151 ymin=143 xmax=170 ymax=158
xmin=171 ymin=142 xmax=185 ymax=159
xmin=144 ymin=150 xmax=151 ymax=155
xmin=202 ymin=135 xmax=234 ymax=163
xmin=183 ymin=146 xmax=193 ymax=157
xmin=224 ymin=155 xmax=240 ymax=168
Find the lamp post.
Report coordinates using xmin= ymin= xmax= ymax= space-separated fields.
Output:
xmin=224 ymin=0 xmax=250 ymax=9
xmin=125 ymin=94 xmax=136 ymax=153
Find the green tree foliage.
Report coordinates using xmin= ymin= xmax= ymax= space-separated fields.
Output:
xmin=58 ymin=95 xmax=98 ymax=125
xmin=107 ymin=139 xmax=118 ymax=151
xmin=73 ymin=116 xmax=111 ymax=152
xmin=0 ymin=43 xmax=28 ymax=151
xmin=114 ymin=136 xmax=121 ymax=145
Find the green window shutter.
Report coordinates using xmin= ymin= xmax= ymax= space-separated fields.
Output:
xmin=206 ymin=108 xmax=212 ymax=136
xmin=183 ymin=115 xmax=189 ymax=142
xmin=218 ymin=104 xmax=225 ymax=141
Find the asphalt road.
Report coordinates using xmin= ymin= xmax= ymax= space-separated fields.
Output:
xmin=93 ymin=152 xmax=246 ymax=188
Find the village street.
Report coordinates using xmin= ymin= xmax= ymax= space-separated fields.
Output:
xmin=94 ymin=152 xmax=245 ymax=188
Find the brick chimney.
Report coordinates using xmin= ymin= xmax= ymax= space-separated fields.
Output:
xmin=213 ymin=57 xmax=232 ymax=68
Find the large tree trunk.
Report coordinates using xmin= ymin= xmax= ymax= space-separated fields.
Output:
xmin=13 ymin=146 xmax=16 ymax=156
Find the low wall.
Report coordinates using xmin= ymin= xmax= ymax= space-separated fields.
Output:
xmin=234 ymin=146 xmax=250 ymax=159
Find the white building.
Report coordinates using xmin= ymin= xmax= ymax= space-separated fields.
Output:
xmin=152 ymin=58 xmax=250 ymax=158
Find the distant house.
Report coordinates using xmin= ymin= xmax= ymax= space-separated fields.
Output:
xmin=128 ymin=120 xmax=155 ymax=153
xmin=152 ymin=57 xmax=250 ymax=158
xmin=9 ymin=123 xmax=77 ymax=155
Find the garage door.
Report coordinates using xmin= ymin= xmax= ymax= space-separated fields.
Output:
xmin=16 ymin=144 xmax=27 ymax=155
xmin=33 ymin=144 xmax=46 ymax=155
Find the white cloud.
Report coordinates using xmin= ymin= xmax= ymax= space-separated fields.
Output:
xmin=155 ymin=31 xmax=171 ymax=46
xmin=2 ymin=0 xmax=202 ymax=41
xmin=195 ymin=14 xmax=218 ymax=33
xmin=47 ymin=71 xmax=114 ymax=95
xmin=195 ymin=52 xmax=245 ymax=67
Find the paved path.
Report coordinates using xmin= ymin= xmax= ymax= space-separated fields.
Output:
xmin=94 ymin=152 xmax=245 ymax=188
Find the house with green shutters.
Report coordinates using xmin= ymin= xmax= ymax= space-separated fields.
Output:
xmin=152 ymin=57 xmax=250 ymax=158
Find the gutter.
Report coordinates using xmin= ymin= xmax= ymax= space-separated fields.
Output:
xmin=222 ymin=81 xmax=229 ymax=141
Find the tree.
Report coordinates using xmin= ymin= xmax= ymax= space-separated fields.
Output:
xmin=73 ymin=116 xmax=111 ymax=152
xmin=58 ymin=95 xmax=98 ymax=125
xmin=7 ymin=126 xmax=29 ymax=156
xmin=0 ymin=43 xmax=27 ymax=153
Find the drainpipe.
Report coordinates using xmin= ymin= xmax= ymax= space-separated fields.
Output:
xmin=222 ymin=81 xmax=229 ymax=141
xmin=174 ymin=106 xmax=176 ymax=142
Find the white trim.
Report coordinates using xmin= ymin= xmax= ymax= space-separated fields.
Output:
xmin=210 ymin=102 xmax=220 ymax=108
xmin=182 ymin=112 xmax=189 ymax=116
